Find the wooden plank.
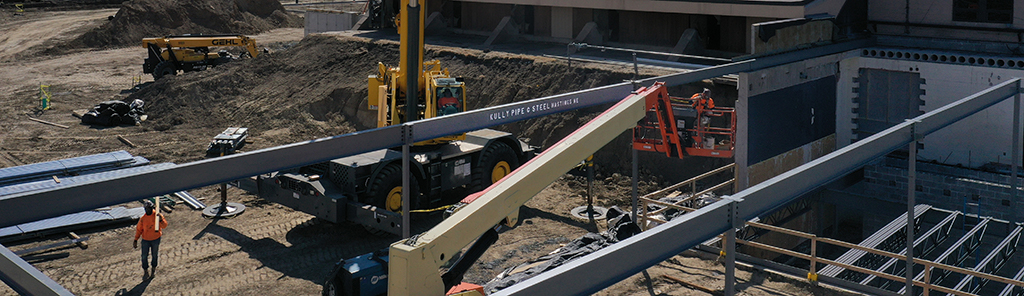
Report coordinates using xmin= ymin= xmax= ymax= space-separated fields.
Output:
xmin=67 ymin=232 xmax=88 ymax=249
xmin=816 ymin=257 xmax=974 ymax=296
xmin=647 ymin=178 xmax=734 ymax=216
xmin=662 ymin=274 xmax=723 ymax=296
xmin=27 ymin=117 xmax=69 ymax=129
xmin=13 ymin=236 xmax=90 ymax=255
xmin=746 ymin=221 xmax=816 ymax=239
xmin=117 ymin=135 xmax=136 ymax=148
xmin=71 ymin=109 xmax=88 ymax=118
xmin=641 ymin=163 xmax=735 ymax=199
xmin=737 ymin=239 xmax=813 ymax=261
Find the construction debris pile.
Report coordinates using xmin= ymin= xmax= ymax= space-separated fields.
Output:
xmin=80 ymin=99 xmax=146 ymax=126
xmin=483 ymin=207 xmax=641 ymax=293
xmin=68 ymin=0 xmax=300 ymax=48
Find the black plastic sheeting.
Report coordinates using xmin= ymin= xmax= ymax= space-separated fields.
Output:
xmin=81 ymin=99 xmax=145 ymax=126
xmin=484 ymin=207 xmax=640 ymax=293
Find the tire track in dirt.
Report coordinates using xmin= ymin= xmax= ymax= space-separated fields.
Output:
xmin=50 ymin=211 xmax=317 ymax=294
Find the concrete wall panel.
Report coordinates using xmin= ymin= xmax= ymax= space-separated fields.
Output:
xmin=305 ymin=10 xmax=360 ymax=35
xmin=533 ymin=6 xmax=551 ymax=37
xmin=737 ymin=52 xmax=849 ymax=190
xmin=460 ymin=2 xmax=513 ymax=32
xmin=842 ymin=56 xmax=1024 ymax=168
xmin=551 ymin=6 xmax=573 ymax=39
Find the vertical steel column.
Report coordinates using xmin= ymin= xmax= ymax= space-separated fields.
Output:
xmin=632 ymin=148 xmax=639 ymax=222
xmin=906 ymin=120 xmax=920 ymax=296
xmin=724 ymin=197 xmax=740 ymax=296
xmin=1012 ymin=91 xmax=1020 ymax=224
xmin=402 ymin=131 xmax=411 ymax=239
xmin=587 ymin=155 xmax=594 ymax=220
xmin=402 ymin=0 xmax=420 ymax=240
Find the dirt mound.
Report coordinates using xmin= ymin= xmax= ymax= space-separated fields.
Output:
xmin=68 ymin=0 xmax=301 ymax=48
xmin=129 ymin=35 xmax=632 ymax=149
xmin=128 ymin=34 xmax=728 ymax=182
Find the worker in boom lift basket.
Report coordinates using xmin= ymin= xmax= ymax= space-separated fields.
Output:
xmin=692 ymin=88 xmax=715 ymax=115
xmin=134 ymin=200 xmax=167 ymax=279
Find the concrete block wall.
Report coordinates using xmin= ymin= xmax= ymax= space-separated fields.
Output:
xmin=856 ymin=156 xmax=1023 ymax=222
xmin=838 ymin=53 xmax=1024 ymax=169
xmin=304 ymin=9 xmax=361 ymax=35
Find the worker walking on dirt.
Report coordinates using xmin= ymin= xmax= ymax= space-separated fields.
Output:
xmin=133 ymin=200 xmax=167 ymax=278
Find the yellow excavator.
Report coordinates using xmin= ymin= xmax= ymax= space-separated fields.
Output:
xmin=142 ymin=34 xmax=260 ymax=80
xmin=367 ymin=4 xmax=466 ymax=144
xmin=247 ymin=0 xmax=530 ymax=237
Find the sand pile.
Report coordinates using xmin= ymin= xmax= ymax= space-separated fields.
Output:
xmin=71 ymin=0 xmax=301 ymax=48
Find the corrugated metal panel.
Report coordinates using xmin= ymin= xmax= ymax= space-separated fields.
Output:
xmin=0 ymin=207 xmax=144 ymax=238
xmin=15 ymin=212 xmax=113 ymax=233
xmin=0 ymin=151 xmax=138 ymax=186
xmin=0 ymin=226 xmax=23 ymax=237
xmin=106 ymin=207 xmax=145 ymax=220
xmin=0 ymin=163 xmax=175 ymax=197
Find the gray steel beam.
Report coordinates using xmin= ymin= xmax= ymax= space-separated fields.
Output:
xmin=495 ymin=78 xmax=1020 ymax=296
xmin=906 ymin=131 xmax=918 ymax=296
xmin=0 ymin=37 xmax=872 ymax=294
xmin=0 ymin=38 xmax=872 ymax=230
xmin=0 ymin=244 xmax=71 ymax=296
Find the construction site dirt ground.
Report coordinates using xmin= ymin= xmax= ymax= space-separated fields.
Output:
xmin=1 ymin=4 xmax=860 ymax=296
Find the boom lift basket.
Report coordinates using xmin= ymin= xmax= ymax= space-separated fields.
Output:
xmin=632 ymin=82 xmax=736 ymax=159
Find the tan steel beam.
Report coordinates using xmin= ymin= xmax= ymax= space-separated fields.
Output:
xmin=388 ymin=83 xmax=650 ymax=295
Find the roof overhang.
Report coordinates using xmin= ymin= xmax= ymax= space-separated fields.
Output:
xmin=458 ymin=0 xmax=847 ymax=19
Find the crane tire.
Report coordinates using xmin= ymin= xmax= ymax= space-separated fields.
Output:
xmin=471 ymin=141 xmax=519 ymax=192
xmin=152 ymin=61 xmax=176 ymax=80
xmin=366 ymin=163 xmax=420 ymax=214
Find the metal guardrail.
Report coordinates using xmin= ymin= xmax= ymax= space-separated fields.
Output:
xmin=733 ymin=221 xmax=1024 ymax=296
xmin=637 ymin=163 xmax=735 ymax=230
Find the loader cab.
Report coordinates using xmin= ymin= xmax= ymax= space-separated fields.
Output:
xmin=430 ymin=77 xmax=465 ymax=117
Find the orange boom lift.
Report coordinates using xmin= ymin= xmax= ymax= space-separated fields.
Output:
xmin=632 ymin=82 xmax=736 ymax=159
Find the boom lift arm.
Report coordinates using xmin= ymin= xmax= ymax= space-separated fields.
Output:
xmin=386 ymin=84 xmax=657 ymax=295
xmin=141 ymin=34 xmax=260 ymax=59
xmin=141 ymin=34 xmax=260 ymax=79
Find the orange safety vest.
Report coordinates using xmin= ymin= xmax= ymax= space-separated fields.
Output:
xmin=690 ymin=93 xmax=715 ymax=110
xmin=135 ymin=213 xmax=167 ymax=241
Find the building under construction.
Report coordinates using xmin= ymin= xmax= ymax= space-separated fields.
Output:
xmin=6 ymin=0 xmax=1024 ymax=295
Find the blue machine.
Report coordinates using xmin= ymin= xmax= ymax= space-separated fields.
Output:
xmin=324 ymin=250 xmax=389 ymax=296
